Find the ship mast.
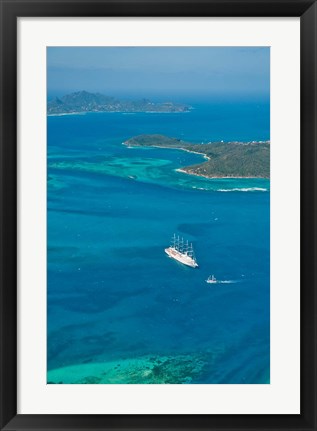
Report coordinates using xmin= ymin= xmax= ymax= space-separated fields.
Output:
xmin=179 ymin=237 xmax=184 ymax=253
xmin=184 ymin=240 xmax=189 ymax=254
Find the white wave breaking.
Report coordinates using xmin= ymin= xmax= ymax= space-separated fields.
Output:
xmin=191 ymin=186 xmax=268 ymax=192
xmin=217 ymin=187 xmax=268 ymax=192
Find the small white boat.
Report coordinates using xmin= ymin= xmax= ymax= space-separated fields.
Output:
xmin=206 ymin=275 xmax=217 ymax=284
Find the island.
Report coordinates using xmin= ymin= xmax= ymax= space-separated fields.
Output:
xmin=47 ymin=91 xmax=191 ymax=115
xmin=124 ymin=134 xmax=270 ymax=178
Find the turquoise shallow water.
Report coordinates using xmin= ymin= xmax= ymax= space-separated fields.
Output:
xmin=47 ymin=102 xmax=270 ymax=384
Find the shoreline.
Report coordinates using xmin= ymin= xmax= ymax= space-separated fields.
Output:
xmin=48 ymin=110 xmax=190 ymax=117
xmin=175 ymin=168 xmax=268 ymax=180
xmin=48 ymin=112 xmax=86 ymax=117
xmin=124 ymin=143 xmax=210 ymax=160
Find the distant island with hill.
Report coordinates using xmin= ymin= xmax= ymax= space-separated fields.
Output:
xmin=124 ymin=134 xmax=270 ymax=179
xmin=47 ymin=91 xmax=190 ymax=115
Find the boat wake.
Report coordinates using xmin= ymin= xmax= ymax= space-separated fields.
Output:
xmin=217 ymin=280 xmax=239 ymax=284
xmin=207 ymin=279 xmax=239 ymax=285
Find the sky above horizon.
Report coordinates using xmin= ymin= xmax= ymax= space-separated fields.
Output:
xmin=47 ymin=47 xmax=270 ymax=102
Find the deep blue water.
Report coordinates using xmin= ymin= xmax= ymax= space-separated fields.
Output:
xmin=47 ymin=102 xmax=270 ymax=384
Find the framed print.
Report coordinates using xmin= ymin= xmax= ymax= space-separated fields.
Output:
xmin=0 ymin=1 xmax=316 ymax=430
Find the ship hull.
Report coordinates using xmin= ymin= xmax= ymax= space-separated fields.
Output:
xmin=165 ymin=247 xmax=198 ymax=268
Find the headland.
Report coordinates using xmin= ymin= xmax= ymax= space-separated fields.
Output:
xmin=124 ymin=134 xmax=270 ymax=179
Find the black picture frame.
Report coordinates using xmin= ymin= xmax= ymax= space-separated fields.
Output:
xmin=1 ymin=1 xmax=316 ymax=430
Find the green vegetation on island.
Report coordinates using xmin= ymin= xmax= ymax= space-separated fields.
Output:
xmin=47 ymin=91 xmax=190 ymax=115
xmin=124 ymin=134 xmax=270 ymax=178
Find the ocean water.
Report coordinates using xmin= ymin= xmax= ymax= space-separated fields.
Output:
xmin=47 ymin=102 xmax=270 ymax=384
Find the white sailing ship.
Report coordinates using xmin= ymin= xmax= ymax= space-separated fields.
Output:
xmin=206 ymin=275 xmax=217 ymax=284
xmin=165 ymin=234 xmax=198 ymax=268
